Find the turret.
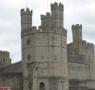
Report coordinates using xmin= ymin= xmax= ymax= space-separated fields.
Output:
xmin=20 ymin=8 xmax=35 ymax=90
xmin=72 ymin=24 xmax=82 ymax=47
xmin=51 ymin=2 xmax=64 ymax=28
xmin=41 ymin=12 xmax=52 ymax=30
xmin=0 ymin=51 xmax=11 ymax=68
xmin=20 ymin=8 xmax=32 ymax=31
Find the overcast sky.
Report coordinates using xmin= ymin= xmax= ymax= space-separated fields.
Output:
xmin=0 ymin=0 xmax=95 ymax=63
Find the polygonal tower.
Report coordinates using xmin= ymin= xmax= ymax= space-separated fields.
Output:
xmin=21 ymin=2 xmax=68 ymax=90
xmin=72 ymin=24 xmax=82 ymax=54
xmin=51 ymin=2 xmax=64 ymax=28
xmin=21 ymin=8 xmax=33 ymax=90
xmin=21 ymin=8 xmax=32 ymax=31
xmin=72 ymin=24 xmax=82 ymax=47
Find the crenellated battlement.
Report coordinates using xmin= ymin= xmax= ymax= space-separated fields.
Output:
xmin=21 ymin=26 xmax=66 ymax=37
xmin=81 ymin=40 xmax=94 ymax=51
xmin=41 ymin=12 xmax=51 ymax=20
xmin=41 ymin=12 xmax=52 ymax=29
xmin=21 ymin=8 xmax=32 ymax=30
xmin=46 ymin=12 xmax=51 ymax=17
xmin=86 ymin=42 xmax=94 ymax=50
xmin=72 ymin=24 xmax=82 ymax=46
xmin=72 ymin=24 xmax=82 ymax=30
xmin=82 ymin=40 xmax=86 ymax=46
xmin=20 ymin=8 xmax=32 ymax=16
xmin=51 ymin=2 xmax=63 ymax=11
xmin=32 ymin=26 xmax=37 ymax=31
xmin=41 ymin=15 xmax=46 ymax=20
xmin=0 ymin=51 xmax=9 ymax=56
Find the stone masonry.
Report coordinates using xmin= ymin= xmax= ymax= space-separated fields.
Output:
xmin=0 ymin=2 xmax=94 ymax=90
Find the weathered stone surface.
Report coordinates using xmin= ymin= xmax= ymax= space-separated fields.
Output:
xmin=0 ymin=51 xmax=11 ymax=68
xmin=0 ymin=2 xmax=94 ymax=90
xmin=0 ymin=73 xmax=23 ymax=90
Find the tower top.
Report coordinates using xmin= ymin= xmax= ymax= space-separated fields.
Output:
xmin=51 ymin=2 xmax=63 ymax=11
xmin=72 ymin=24 xmax=82 ymax=30
xmin=20 ymin=8 xmax=32 ymax=16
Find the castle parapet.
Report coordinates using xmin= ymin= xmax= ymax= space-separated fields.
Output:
xmin=41 ymin=15 xmax=46 ymax=20
xmin=41 ymin=12 xmax=51 ymax=20
xmin=20 ymin=8 xmax=32 ymax=15
xmin=51 ymin=2 xmax=63 ymax=11
xmin=72 ymin=24 xmax=82 ymax=30
xmin=32 ymin=26 xmax=37 ymax=31
xmin=87 ymin=43 xmax=94 ymax=50
xmin=46 ymin=12 xmax=51 ymax=16
xmin=41 ymin=12 xmax=52 ymax=29
xmin=21 ymin=26 xmax=66 ymax=37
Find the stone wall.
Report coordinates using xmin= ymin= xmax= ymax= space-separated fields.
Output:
xmin=0 ymin=73 xmax=23 ymax=90
xmin=68 ymin=63 xmax=89 ymax=80
xmin=0 ymin=61 xmax=22 ymax=73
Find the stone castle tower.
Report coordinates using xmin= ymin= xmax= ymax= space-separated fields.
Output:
xmin=21 ymin=2 xmax=68 ymax=90
xmin=0 ymin=2 xmax=95 ymax=90
xmin=72 ymin=24 xmax=95 ymax=80
xmin=72 ymin=24 xmax=82 ymax=47
xmin=0 ymin=51 xmax=11 ymax=68
xmin=72 ymin=24 xmax=82 ymax=55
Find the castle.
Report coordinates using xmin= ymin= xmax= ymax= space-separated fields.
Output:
xmin=0 ymin=2 xmax=95 ymax=90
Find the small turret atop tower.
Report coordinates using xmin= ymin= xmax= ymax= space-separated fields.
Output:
xmin=0 ymin=51 xmax=11 ymax=68
xmin=21 ymin=8 xmax=32 ymax=15
xmin=72 ymin=24 xmax=82 ymax=47
xmin=20 ymin=8 xmax=32 ymax=31
xmin=51 ymin=2 xmax=63 ymax=11
xmin=51 ymin=2 xmax=64 ymax=28
xmin=40 ymin=2 xmax=64 ymax=31
xmin=72 ymin=24 xmax=82 ymax=30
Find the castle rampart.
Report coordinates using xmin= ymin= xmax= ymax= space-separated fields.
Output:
xmin=72 ymin=24 xmax=82 ymax=30
xmin=20 ymin=8 xmax=32 ymax=15
xmin=51 ymin=2 xmax=63 ymax=11
xmin=0 ymin=51 xmax=11 ymax=68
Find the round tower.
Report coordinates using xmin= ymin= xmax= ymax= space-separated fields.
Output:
xmin=21 ymin=3 xmax=68 ymax=90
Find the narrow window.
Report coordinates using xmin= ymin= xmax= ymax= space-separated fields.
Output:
xmin=27 ymin=39 xmax=31 ymax=45
xmin=40 ymin=82 xmax=45 ymax=90
xmin=27 ymin=63 xmax=31 ymax=68
xmin=27 ymin=55 xmax=31 ymax=61
xmin=3 ymin=59 xmax=5 ymax=62
xmin=42 ymin=56 xmax=43 ymax=60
